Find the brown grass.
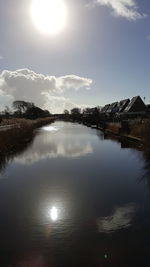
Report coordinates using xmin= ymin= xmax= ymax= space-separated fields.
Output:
xmin=0 ymin=117 xmax=55 ymax=154
xmin=129 ymin=120 xmax=150 ymax=142
xmin=0 ymin=118 xmax=20 ymax=126
xmin=105 ymin=120 xmax=150 ymax=149
xmin=106 ymin=122 xmax=120 ymax=134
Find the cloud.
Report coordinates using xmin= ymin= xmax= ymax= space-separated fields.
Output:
xmin=0 ymin=90 xmax=13 ymax=110
xmin=0 ymin=68 xmax=93 ymax=113
xmin=93 ymin=0 xmax=146 ymax=20
xmin=0 ymin=55 xmax=3 ymax=60
xmin=42 ymin=94 xmax=88 ymax=114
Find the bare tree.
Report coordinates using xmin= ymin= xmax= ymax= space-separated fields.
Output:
xmin=64 ymin=109 xmax=69 ymax=115
xmin=71 ymin=108 xmax=81 ymax=115
xmin=13 ymin=101 xmax=34 ymax=116
xmin=4 ymin=106 xmax=11 ymax=119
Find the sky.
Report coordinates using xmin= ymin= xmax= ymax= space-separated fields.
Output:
xmin=0 ymin=0 xmax=150 ymax=113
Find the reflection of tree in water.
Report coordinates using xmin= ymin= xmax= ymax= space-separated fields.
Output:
xmin=102 ymin=133 xmax=150 ymax=190
xmin=0 ymin=154 xmax=10 ymax=173
xmin=141 ymin=150 xmax=150 ymax=188
xmin=98 ymin=131 xmax=150 ymax=190
xmin=0 ymin=138 xmax=34 ymax=175
xmin=98 ymin=130 xmax=142 ymax=151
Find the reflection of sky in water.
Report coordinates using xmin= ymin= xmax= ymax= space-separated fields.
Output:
xmin=49 ymin=206 xmax=58 ymax=221
xmin=97 ymin=203 xmax=138 ymax=233
xmin=0 ymin=122 xmax=150 ymax=266
xmin=42 ymin=125 xmax=59 ymax=132
xmin=14 ymin=123 xmax=93 ymax=165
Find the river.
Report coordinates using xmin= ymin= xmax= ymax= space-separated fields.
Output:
xmin=0 ymin=121 xmax=150 ymax=266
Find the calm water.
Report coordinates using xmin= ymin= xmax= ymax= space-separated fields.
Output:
xmin=0 ymin=121 xmax=150 ymax=266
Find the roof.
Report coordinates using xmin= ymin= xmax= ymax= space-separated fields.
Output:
xmin=118 ymin=99 xmax=130 ymax=113
xmin=101 ymin=104 xmax=110 ymax=113
xmin=107 ymin=102 xmax=118 ymax=113
xmin=101 ymin=96 xmax=146 ymax=114
xmin=124 ymin=96 xmax=146 ymax=113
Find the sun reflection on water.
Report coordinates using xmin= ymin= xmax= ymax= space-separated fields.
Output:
xmin=49 ymin=206 xmax=58 ymax=221
xmin=42 ymin=126 xmax=58 ymax=132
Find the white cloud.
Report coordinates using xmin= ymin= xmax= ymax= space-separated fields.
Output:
xmin=93 ymin=0 xmax=146 ymax=20
xmin=0 ymin=68 xmax=93 ymax=113
xmin=0 ymin=55 xmax=3 ymax=60
xmin=42 ymin=94 xmax=88 ymax=114
xmin=0 ymin=90 xmax=13 ymax=110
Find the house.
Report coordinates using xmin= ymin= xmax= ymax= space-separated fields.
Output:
xmin=117 ymin=99 xmax=130 ymax=113
xmin=100 ymin=96 xmax=146 ymax=117
xmin=146 ymin=104 xmax=150 ymax=114
xmin=124 ymin=96 xmax=146 ymax=113
xmin=101 ymin=104 xmax=110 ymax=113
xmin=107 ymin=102 xmax=119 ymax=113
xmin=101 ymin=99 xmax=129 ymax=114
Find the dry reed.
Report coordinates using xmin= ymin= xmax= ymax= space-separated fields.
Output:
xmin=0 ymin=117 xmax=55 ymax=154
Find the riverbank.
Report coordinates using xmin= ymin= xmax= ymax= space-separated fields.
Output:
xmin=67 ymin=117 xmax=150 ymax=150
xmin=103 ymin=120 xmax=150 ymax=149
xmin=0 ymin=117 xmax=55 ymax=155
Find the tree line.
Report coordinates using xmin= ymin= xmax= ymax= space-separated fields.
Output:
xmin=1 ymin=100 xmax=51 ymax=120
xmin=63 ymin=107 xmax=102 ymax=124
xmin=64 ymin=107 xmax=101 ymax=117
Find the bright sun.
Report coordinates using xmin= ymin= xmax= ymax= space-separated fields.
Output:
xmin=30 ymin=0 xmax=67 ymax=35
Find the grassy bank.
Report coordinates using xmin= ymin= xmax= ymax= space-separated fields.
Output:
xmin=129 ymin=120 xmax=150 ymax=148
xmin=104 ymin=120 xmax=150 ymax=149
xmin=0 ymin=117 xmax=55 ymax=155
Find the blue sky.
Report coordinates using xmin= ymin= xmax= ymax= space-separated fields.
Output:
xmin=0 ymin=0 xmax=150 ymax=113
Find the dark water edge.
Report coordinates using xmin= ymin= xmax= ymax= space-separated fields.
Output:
xmin=0 ymin=121 xmax=150 ymax=267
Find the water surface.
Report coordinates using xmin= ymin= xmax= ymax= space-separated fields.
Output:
xmin=0 ymin=121 xmax=150 ymax=267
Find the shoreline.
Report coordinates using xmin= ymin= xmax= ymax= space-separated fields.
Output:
xmin=68 ymin=119 xmax=146 ymax=150
xmin=0 ymin=117 xmax=148 ymax=160
xmin=0 ymin=117 xmax=55 ymax=156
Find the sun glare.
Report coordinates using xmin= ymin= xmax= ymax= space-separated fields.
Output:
xmin=30 ymin=0 xmax=67 ymax=35
xmin=49 ymin=206 xmax=58 ymax=221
